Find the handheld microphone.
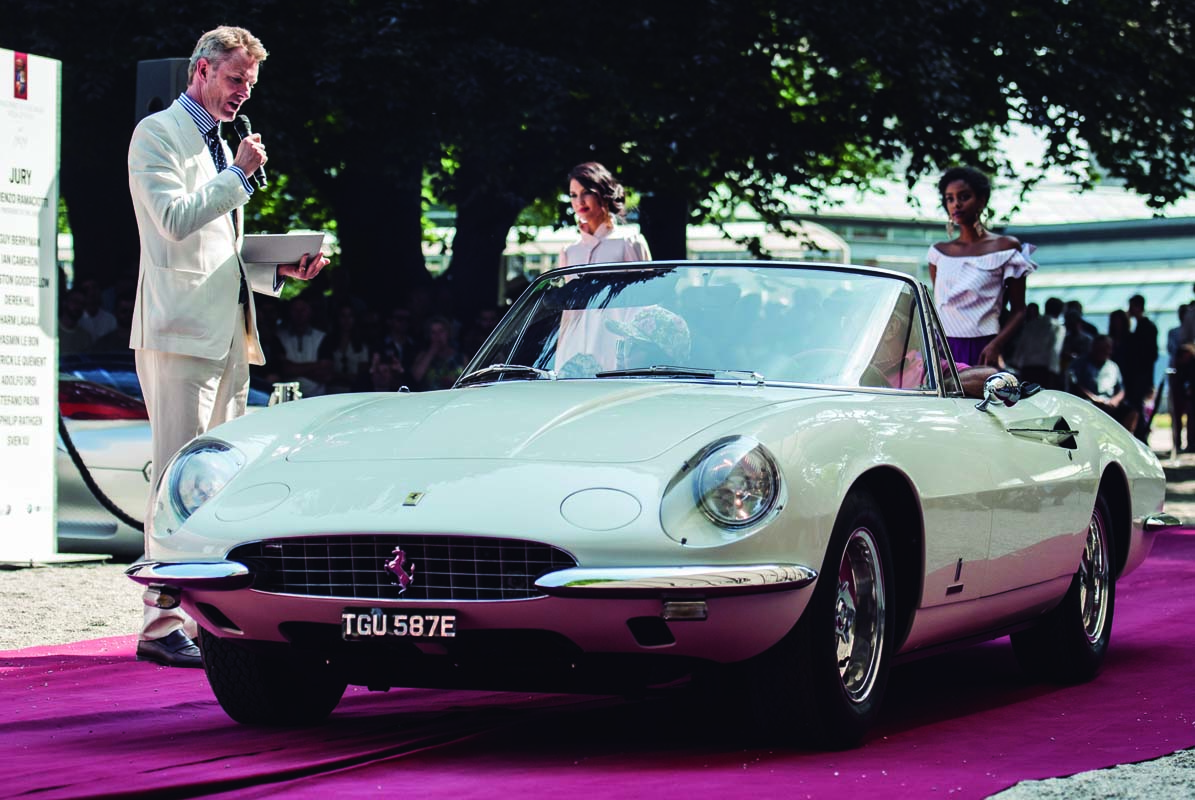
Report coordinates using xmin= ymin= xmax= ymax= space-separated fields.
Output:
xmin=232 ymin=115 xmax=268 ymax=188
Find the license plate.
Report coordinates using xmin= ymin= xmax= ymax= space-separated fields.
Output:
xmin=341 ymin=608 xmax=457 ymax=640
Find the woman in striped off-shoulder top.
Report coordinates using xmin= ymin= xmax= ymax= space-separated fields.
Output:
xmin=927 ymin=166 xmax=1037 ymax=369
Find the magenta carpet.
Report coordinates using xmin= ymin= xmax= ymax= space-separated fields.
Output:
xmin=4 ymin=532 xmax=1195 ymax=800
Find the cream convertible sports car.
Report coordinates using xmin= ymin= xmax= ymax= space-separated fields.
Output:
xmin=129 ymin=261 xmax=1174 ymax=747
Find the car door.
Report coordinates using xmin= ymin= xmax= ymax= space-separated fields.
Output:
xmin=908 ymin=396 xmax=996 ymax=608
xmin=889 ymin=289 xmax=996 ymax=609
xmin=974 ymin=390 xmax=1093 ymax=596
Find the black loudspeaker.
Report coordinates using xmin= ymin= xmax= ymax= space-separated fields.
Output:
xmin=134 ymin=58 xmax=189 ymax=125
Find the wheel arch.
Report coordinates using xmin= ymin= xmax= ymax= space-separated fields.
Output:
xmin=1097 ymin=462 xmax=1131 ymax=579
xmin=850 ymin=466 xmax=923 ymax=652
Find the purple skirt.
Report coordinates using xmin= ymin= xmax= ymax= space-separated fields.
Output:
xmin=947 ymin=335 xmax=995 ymax=369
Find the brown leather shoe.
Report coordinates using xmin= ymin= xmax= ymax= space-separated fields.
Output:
xmin=136 ymin=630 xmax=203 ymax=668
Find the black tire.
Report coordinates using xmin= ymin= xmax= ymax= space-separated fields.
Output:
xmin=1011 ymin=494 xmax=1116 ymax=683
xmin=747 ymin=490 xmax=896 ymax=749
xmin=199 ymin=628 xmax=346 ymax=725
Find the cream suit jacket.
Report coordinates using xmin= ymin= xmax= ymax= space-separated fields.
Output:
xmin=128 ymin=100 xmax=280 ymax=365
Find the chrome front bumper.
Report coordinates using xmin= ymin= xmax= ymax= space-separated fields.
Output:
xmin=126 ymin=561 xmax=253 ymax=590
xmin=127 ymin=560 xmax=817 ymax=598
xmin=1144 ymin=512 xmax=1183 ymax=531
xmin=534 ymin=564 xmax=817 ymax=597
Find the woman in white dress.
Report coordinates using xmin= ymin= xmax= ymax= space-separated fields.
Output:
xmin=927 ymin=166 xmax=1037 ymax=368
xmin=559 ymin=162 xmax=651 ymax=267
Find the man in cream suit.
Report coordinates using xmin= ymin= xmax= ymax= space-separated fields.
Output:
xmin=128 ymin=26 xmax=328 ymax=666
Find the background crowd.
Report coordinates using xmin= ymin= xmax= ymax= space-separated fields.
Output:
xmin=57 ymin=267 xmax=505 ymax=397
xmin=1001 ymin=291 xmax=1193 ymax=449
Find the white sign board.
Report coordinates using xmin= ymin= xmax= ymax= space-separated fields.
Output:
xmin=0 ymin=49 xmax=60 ymax=561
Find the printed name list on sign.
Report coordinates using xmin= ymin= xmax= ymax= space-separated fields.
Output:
xmin=0 ymin=48 xmax=60 ymax=561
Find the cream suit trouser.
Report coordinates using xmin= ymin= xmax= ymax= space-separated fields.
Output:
xmin=135 ymin=306 xmax=251 ymax=641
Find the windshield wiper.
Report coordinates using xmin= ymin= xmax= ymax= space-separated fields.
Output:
xmin=594 ymin=365 xmax=717 ymax=379
xmin=718 ymin=369 xmax=768 ymax=386
xmin=457 ymin=363 xmax=556 ymax=386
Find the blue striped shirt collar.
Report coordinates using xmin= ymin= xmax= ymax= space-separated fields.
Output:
xmin=176 ymin=92 xmax=255 ymax=196
xmin=178 ymin=92 xmax=218 ymax=136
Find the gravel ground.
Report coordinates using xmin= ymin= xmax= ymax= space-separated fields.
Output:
xmin=0 ymin=560 xmax=141 ymax=650
xmin=2 ymin=427 xmax=1194 ymax=798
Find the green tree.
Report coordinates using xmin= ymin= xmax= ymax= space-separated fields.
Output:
xmin=261 ymin=1 xmax=440 ymax=306
xmin=5 ymin=0 xmax=1195 ymax=322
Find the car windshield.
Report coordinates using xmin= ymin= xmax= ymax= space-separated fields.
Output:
xmin=465 ymin=263 xmax=948 ymax=391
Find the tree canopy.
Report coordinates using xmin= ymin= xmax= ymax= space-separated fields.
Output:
xmin=5 ymin=0 xmax=1194 ymax=315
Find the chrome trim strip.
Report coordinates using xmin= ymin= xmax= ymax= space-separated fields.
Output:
xmin=535 ymin=564 xmax=817 ymax=598
xmin=246 ymin=590 xmax=547 ymax=604
xmin=1144 ymin=512 xmax=1183 ymax=532
xmin=125 ymin=561 xmax=253 ymax=590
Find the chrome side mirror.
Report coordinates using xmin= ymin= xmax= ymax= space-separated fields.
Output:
xmin=976 ymin=371 xmax=1021 ymax=411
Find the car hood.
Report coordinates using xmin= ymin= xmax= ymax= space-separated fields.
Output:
xmin=285 ymin=381 xmax=829 ymax=464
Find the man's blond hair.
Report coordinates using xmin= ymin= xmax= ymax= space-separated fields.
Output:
xmin=188 ymin=26 xmax=268 ymax=83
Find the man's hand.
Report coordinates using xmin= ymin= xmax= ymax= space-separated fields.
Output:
xmin=277 ymin=251 xmax=329 ymax=282
xmin=232 ymin=133 xmax=267 ymax=177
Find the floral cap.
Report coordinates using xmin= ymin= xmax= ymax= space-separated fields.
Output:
xmin=606 ymin=305 xmax=691 ymax=362
xmin=558 ymin=352 xmax=603 ymax=378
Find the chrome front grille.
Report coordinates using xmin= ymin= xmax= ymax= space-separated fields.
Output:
xmin=228 ymin=535 xmax=577 ymax=601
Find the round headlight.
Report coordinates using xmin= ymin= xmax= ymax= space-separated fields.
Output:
xmin=169 ymin=441 xmax=244 ymax=520
xmin=695 ymin=438 xmax=779 ymax=529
